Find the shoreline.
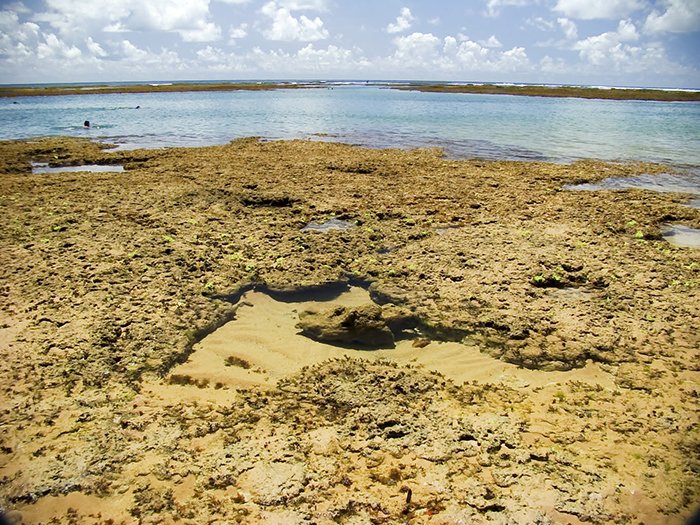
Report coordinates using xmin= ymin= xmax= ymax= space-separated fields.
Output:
xmin=390 ymin=83 xmax=700 ymax=102
xmin=1 ymin=136 xmax=698 ymax=523
xmin=0 ymin=81 xmax=317 ymax=98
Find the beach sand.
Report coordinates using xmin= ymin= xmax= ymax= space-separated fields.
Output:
xmin=0 ymin=136 xmax=698 ymax=523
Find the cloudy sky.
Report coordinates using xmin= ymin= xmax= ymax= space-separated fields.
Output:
xmin=1 ymin=0 xmax=699 ymax=87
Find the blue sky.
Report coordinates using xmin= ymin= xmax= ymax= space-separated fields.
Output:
xmin=1 ymin=0 xmax=699 ymax=87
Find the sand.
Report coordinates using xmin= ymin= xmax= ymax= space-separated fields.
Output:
xmin=0 ymin=136 xmax=698 ymax=524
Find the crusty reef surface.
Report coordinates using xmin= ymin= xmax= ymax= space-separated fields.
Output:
xmin=0 ymin=137 xmax=698 ymax=524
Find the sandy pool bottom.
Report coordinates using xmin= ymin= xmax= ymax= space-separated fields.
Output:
xmin=157 ymin=287 xmax=615 ymax=396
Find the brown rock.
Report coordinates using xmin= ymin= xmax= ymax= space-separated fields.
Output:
xmin=297 ymin=304 xmax=395 ymax=348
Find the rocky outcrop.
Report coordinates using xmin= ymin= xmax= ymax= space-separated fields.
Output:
xmin=296 ymin=304 xmax=395 ymax=348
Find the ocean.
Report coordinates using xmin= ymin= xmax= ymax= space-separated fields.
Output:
xmin=1 ymin=83 xmax=699 ymax=168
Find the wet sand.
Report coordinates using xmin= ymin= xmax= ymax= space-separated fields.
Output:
xmin=0 ymin=136 xmax=698 ymax=523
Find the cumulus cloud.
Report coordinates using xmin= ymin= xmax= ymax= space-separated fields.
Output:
xmin=37 ymin=33 xmax=81 ymax=60
xmin=34 ymin=0 xmax=222 ymax=42
xmin=229 ymin=23 xmax=248 ymax=42
xmin=180 ymin=21 xmax=222 ymax=42
xmin=386 ymin=7 xmax=415 ymax=34
xmin=553 ymin=0 xmax=645 ymax=20
xmin=389 ymin=31 xmax=530 ymax=74
xmin=275 ymin=0 xmax=328 ymax=10
xmin=557 ymin=17 xmax=578 ymax=39
xmin=479 ymin=35 xmax=503 ymax=48
xmin=193 ymin=42 xmax=369 ymax=74
xmin=573 ymin=20 xmax=642 ymax=65
xmin=485 ymin=0 xmax=533 ymax=17
xmin=644 ymin=0 xmax=700 ymax=34
xmin=86 ymin=36 xmax=107 ymax=57
xmin=392 ymin=32 xmax=440 ymax=65
xmin=527 ymin=16 xmax=555 ymax=31
xmin=261 ymin=1 xmax=328 ymax=41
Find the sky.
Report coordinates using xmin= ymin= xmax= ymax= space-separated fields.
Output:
xmin=0 ymin=0 xmax=699 ymax=87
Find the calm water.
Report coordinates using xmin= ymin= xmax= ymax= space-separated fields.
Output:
xmin=1 ymin=84 xmax=699 ymax=166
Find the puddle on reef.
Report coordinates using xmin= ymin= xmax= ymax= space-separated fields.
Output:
xmin=564 ymin=172 xmax=700 ymax=206
xmin=164 ymin=285 xmax=615 ymax=395
xmin=661 ymin=224 xmax=700 ymax=248
xmin=31 ymin=162 xmax=125 ymax=174
xmin=301 ymin=218 xmax=355 ymax=232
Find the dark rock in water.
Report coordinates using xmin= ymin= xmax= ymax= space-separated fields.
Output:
xmin=297 ymin=304 xmax=395 ymax=348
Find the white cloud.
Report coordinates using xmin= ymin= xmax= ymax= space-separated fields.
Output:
xmin=295 ymin=44 xmax=369 ymax=69
xmin=0 ymin=10 xmax=39 ymax=42
xmin=273 ymin=0 xmax=328 ymax=11
xmin=644 ymin=0 xmax=700 ymax=34
xmin=527 ymin=16 xmax=555 ymax=31
xmin=86 ymin=36 xmax=107 ymax=57
xmin=573 ymin=20 xmax=643 ymax=66
xmin=485 ymin=0 xmax=533 ymax=17
xmin=386 ymin=7 xmax=415 ymax=34
xmin=392 ymin=32 xmax=440 ymax=66
xmin=180 ymin=21 xmax=222 ymax=42
xmin=261 ymin=1 xmax=328 ymax=41
xmin=229 ymin=23 xmax=248 ymax=42
xmin=37 ymin=33 xmax=81 ymax=60
xmin=118 ymin=39 xmax=149 ymax=61
xmin=479 ymin=35 xmax=503 ymax=48
xmin=553 ymin=0 xmax=645 ymax=20
xmin=4 ymin=2 xmax=31 ymax=15
xmin=557 ymin=17 xmax=578 ymax=39
xmin=388 ymin=32 xmax=530 ymax=74
xmin=34 ymin=0 xmax=222 ymax=42
xmin=192 ymin=43 xmax=369 ymax=74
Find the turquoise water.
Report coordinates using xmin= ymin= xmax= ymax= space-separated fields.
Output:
xmin=1 ymin=85 xmax=699 ymax=166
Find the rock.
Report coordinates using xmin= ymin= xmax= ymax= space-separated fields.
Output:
xmin=368 ymin=282 xmax=408 ymax=305
xmin=381 ymin=304 xmax=419 ymax=334
xmin=236 ymin=462 xmax=306 ymax=506
xmin=3 ymin=511 xmax=23 ymax=525
xmin=297 ymin=304 xmax=395 ymax=348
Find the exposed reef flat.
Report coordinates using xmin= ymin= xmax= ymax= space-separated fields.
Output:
xmin=391 ymin=83 xmax=700 ymax=102
xmin=0 ymin=82 xmax=316 ymax=98
xmin=0 ymin=137 xmax=698 ymax=523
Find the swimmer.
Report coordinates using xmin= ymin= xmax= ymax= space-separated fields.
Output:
xmin=83 ymin=120 xmax=90 ymax=128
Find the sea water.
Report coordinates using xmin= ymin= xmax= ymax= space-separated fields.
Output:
xmin=1 ymin=84 xmax=699 ymax=167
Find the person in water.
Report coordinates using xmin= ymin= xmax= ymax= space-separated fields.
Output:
xmin=83 ymin=120 xmax=90 ymax=128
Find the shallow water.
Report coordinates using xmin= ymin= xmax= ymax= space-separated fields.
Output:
xmin=31 ymin=162 xmax=124 ymax=174
xmin=2 ymin=85 xmax=699 ymax=165
xmin=564 ymin=171 xmax=700 ymax=209
xmin=301 ymin=218 xmax=356 ymax=232
xmin=564 ymin=172 xmax=700 ymax=195
xmin=661 ymin=224 xmax=700 ymax=248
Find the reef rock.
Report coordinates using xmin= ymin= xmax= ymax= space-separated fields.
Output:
xmin=297 ymin=304 xmax=395 ymax=348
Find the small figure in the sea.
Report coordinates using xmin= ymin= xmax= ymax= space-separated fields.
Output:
xmin=135 ymin=105 xmax=140 ymax=109
xmin=83 ymin=120 xmax=90 ymax=128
